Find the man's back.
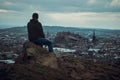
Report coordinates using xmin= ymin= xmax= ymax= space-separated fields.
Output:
xmin=27 ymin=13 xmax=53 ymax=52
xmin=27 ymin=19 xmax=45 ymax=41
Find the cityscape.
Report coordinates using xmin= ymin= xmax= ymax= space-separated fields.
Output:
xmin=0 ymin=26 xmax=120 ymax=67
xmin=0 ymin=0 xmax=120 ymax=79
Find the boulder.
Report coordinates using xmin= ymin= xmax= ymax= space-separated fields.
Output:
xmin=16 ymin=41 xmax=58 ymax=69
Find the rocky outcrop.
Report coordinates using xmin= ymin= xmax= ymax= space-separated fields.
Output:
xmin=58 ymin=56 xmax=120 ymax=80
xmin=0 ymin=41 xmax=120 ymax=80
xmin=16 ymin=41 xmax=58 ymax=69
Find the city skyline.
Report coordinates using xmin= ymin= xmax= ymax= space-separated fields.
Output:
xmin=0 ymin=0 xmax=120 ymax=29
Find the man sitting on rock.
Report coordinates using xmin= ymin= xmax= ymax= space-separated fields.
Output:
xmin=27 ymin=13 xmax=53 ymax=52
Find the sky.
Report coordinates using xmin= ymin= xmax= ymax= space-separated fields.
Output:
xmin=0 ymin=0 xmax=120 ymax=29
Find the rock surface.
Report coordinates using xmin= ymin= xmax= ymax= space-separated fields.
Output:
xmin=16 ymin=41 xmax=58 ymax=69
xmin=0 ymin=41 xmax=120 ymax=80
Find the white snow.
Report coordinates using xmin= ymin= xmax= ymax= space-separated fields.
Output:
xmin=0 ymin=60 xmax=15 ymax=64
xmin=53 ymin=47 xmax=76 ymax=53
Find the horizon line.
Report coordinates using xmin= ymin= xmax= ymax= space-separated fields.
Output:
xmin=0 ymin=24 xmax=120 ymax=30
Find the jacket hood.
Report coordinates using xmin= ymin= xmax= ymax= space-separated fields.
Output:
xmin=30 ymin=19 xmax=38 ymax=23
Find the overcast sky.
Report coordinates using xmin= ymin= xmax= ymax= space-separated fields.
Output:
xmin=0 ymin=0 xmax=120 ymax=29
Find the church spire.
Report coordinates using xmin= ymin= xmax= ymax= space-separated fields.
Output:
xmin=92 ymin=30 xmax=96 ymax=43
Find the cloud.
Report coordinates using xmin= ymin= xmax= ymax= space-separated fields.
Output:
xmin=0 ymin=0 xmax=120 ymax=29
xmin=0 ymin=0 xmax=120 ymax=13
xmin=0 ymin=9 xmax=8 ymax=13
xmin=0 ymin=0 xmax=29 ymax=12
xmin=46 ymin=12 xmax=120 ymax=29
xmin=4 ymin=1 xmax=13 ymax=5
xmin=87 ymin=0 xmax=97 ymax=4
xmin=110 ymin=0 xmax=120 ymax=7
xmin=0 ymin=9 xmax=15 ymax=13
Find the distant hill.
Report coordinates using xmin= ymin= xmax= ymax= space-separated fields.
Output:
xmin=0 ymin=26 xmax=120 ymax=38
xmin=0 ymin=25 xmax=22 ymax=29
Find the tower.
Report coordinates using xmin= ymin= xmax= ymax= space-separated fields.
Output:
xmin=92 ymin=30 xmax=96 ymax=44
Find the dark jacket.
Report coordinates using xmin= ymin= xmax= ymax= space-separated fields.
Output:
xmin=27 ymin=19 xmax=45 ymax=41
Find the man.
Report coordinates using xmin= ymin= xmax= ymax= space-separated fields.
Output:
xmin=27 ymin=13 xmax=53 ymax=52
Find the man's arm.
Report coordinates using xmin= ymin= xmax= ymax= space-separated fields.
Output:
xmin=39 ymin=22 xmax=45 ymax=38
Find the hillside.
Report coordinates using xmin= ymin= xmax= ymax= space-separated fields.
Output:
xmin=0 ymin=26 xmax=120 ymax=38
xmin=0 ymin=42 xmax=120 ymax=80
